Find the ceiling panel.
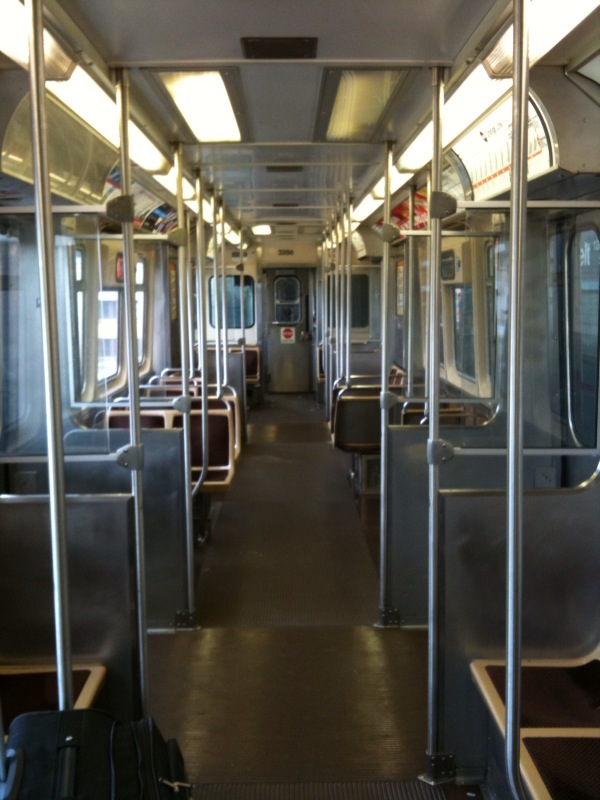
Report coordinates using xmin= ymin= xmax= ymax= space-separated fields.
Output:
xmin=49 ymin=0 xmax=509 ymax=236
xmin=52 ymin=0 xmax=502 ymax=65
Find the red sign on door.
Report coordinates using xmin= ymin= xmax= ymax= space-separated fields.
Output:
xmin=281 ymin=327 xmax=295 ymax=344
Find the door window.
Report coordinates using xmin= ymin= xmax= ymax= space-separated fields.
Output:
xmin=274 ymin=276 xmax=301 ymax=324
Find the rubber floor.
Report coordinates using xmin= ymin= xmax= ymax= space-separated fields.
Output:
xmin=148 ymin=395 xmax=477 ymax=797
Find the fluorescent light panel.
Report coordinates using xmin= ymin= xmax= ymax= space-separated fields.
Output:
xmin=326 ymin=70 xmax=403 ymax=141
xmin=397 ymin=65 xmax=511 ymax=171
xmin=399 ymin=0 xmax=598 ymax=173
xmin=1 ymin=2 xmax=168 ymax=174
xmin=159 ymin=72 xmax=241 ymax=142
xmin=484 ymin=0 xmax=599 ymax=77
xmin=2 ymin=0 xmax=73 ymax=79
xmin=353 ymin=167 xmax=414 ymax=223
xmin=252 ymin=224 xmax=272 ymax=236
xmin=47 ymin=67 xmax=168 ymax=173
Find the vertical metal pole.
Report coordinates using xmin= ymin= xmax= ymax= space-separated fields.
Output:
xmin=211 ymin=194 xmax=222 ymax=397
xmin=187 ymin=216 xmax=196 ymax=378
xmin=26 ymin=0 xmax=73 ymax=711
xmin=238 ymin=229 xmax=248 ymax=439
xmin=505 ymin=1 xmax=529 ymax=797
xmin=320 ymin=235 xmax=327 ymax=412
xmin=174 ymin=145 xmax=196 ymax=624
xmin=192 ymin=170 xmax=209 ymax=497
xmin=220 ymin=202 xmax=229 ymax=387
xmin=116 ymin=69 xmax=149 ymax=714
xmin=0 ymin=700 xmax=6 ymax=782
xmin=424 ymin=67 xmax=450 ymax=782
xmin=407 ymin=186 xmax=415 ymax=396
xmin=339 ymin=206 xmax=347 ymax=383
xmin=324 ymin=231 xmax=332 ymax=420
xmin=345 ymin=200 xmax=353 ymax=384
xmin=379 ymin=141 xmax=394 ymax=619
xmin=332 ymin=215 xmax=341 ymax=383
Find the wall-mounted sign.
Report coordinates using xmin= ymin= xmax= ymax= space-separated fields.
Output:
xmin=281 ymin=326 xmax=296 ymax=344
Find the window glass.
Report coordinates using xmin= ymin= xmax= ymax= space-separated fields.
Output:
xmin=97 ymin=290 xmax=120 ymax=380
xmin=485 ymin=241 xmax=497 ymax=391
xmin=453 ymin=285 xmax=475 ymax=379
xmin=135 ymin=255 xmax=146 ymax=362
xmin=274 ymin=276 xmax=301 ymax=324
xmin=73 ymin=247 xmax=85 ymax=389
xmin=351 ymin=273 xmax=370 ymax=328
xmin=569 ymin=227 xmax=600 ymax=446
xmin=209 ymin=275 xmax=255 ymax=328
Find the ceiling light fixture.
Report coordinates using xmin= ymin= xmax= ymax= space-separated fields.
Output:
xmin=159 ymin=71 xmax=241 ymax=142
xmin=47 ymin=67 xmax=169 ymax=173
xmin=326 ymin=70 xmax=403 ymax=141
xmin=252 ymin=224 xmax=272 ymax=235
xmin=484 ymin=0 xmax=599 ymax=77
xmin=1 ymin=0 xmax=74 ymax=79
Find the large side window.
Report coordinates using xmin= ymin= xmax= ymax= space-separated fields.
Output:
xmin=351 ymin=273 xmax=370 ymax=328
xmin=209 ymin=275 xmax=255 ymax=328
xmin=69 ymin=246 xmax=86 ymax=397
xmin=453 ymin=285 xmax=475 ymax=380
xmin=569 ymin=226 xmax=600 ymax=447
xmin=135 ymin=255 xmax=146 ymax=363
xmin=97 ymin=289 xmax=120 ymax=381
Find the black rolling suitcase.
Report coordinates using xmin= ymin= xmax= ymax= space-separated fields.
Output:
xmin=3 ymin=707 xmax=192 ymax=799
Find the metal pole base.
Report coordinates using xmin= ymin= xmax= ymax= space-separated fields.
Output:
xmin=419 ymin=751 xmax=456 ymax=785
xmin=176 ymin=609 xmax=199 ymax=630
xmin=0 ymin=749 xmax=24 ymax=800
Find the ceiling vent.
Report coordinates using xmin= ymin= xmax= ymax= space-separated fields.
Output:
xmin=241 ymin=37 xmax=318 ymax=59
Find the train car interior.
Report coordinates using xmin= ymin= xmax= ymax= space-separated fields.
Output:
xmin=1 ymin=1 xmax=599 ymax=798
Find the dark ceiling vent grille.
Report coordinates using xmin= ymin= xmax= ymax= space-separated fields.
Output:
xmin=241 ymin=37 xmax=318 ymax=60
xmin=273 ymin=202 xmax=300 ymax=208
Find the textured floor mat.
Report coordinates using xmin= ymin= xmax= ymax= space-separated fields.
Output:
xmin=191 ymin=782 xmax=447 ymax=799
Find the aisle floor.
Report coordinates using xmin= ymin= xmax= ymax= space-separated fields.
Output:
xmin=148 ymin=394 xmax=441 ymax=791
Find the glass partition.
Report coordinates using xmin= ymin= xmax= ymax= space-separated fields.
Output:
xmin=392 ymin=205 xmax=600 ymax=455
xmin=0 ymin=211 xmax=169 ymax=465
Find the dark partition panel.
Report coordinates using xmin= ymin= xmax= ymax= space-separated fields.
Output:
xmin=438 ymin=481 xmax=600 ymax=776
xmin=0 ymin=494 xmax=140 ymax=721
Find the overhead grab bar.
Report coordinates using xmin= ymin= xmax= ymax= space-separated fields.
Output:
xmin=505 ymin=1 xmax=529 ymax=798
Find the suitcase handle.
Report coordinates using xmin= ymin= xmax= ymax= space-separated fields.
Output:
xmin=57 ymin=737 xmax=77 ymax=800
xmin=159 ymin=776 xmax=194 ymax=795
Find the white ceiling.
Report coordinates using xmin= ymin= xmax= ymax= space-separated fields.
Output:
xmin=49 ymin=0 xmax=511 ymax=235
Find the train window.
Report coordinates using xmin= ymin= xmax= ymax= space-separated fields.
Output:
xmin=274 ymin=276 xmax=301 ymax=324
xmin=568 ymin=226 xmax=600 ymax=447
xmin=209 ymin=275 xmax=255 ymax=328
xmin=485 ymin=241 xmax=497 ymax=389
xmin=72 ymin=247 xmax=85 ymax=393
xmin=351 ymin=273 xmax=370 ymax=328
xmin=97 ymin=290 xmax=120 ymax=381
xmin=453 ymin=285 xmax=476 ymax=380
xmin=135 ymin=255 xmax=146 ymax=362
